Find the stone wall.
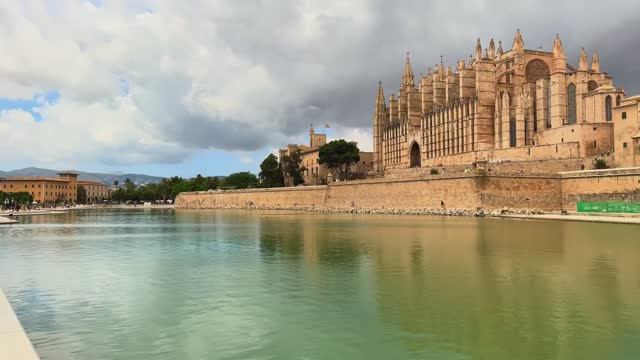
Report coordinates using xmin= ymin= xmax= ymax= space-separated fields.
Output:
xmin=559 ymin=168 xmax=640 ymax=211
xmin=176 ymin=175 xmax=559 ymax=212
xmin=384 ymin=153 xmax=614 ymax=179
xmin=477 ymin=175 xmax=562 ymax=211
xmin=176 ymin=168 xmax=640 ymax=214
xmin=177 ymin=186 xmax=327 ymax=209
xmin=326 ymin=176 xmax=479 ymax=210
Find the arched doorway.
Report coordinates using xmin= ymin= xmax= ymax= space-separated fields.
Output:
xmin=410 ymin=142 xmax=421 ymax=168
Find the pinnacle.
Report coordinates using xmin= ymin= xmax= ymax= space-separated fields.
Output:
xmin=512 ymin=29 xmax=524 ymax=51
xmin=402 ymin=52 xmax=415 ymax=88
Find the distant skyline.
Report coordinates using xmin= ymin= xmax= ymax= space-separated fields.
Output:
xmin=1 ymin=1 xmax=639 ymax=177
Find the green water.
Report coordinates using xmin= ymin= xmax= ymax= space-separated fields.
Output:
xmin=1 ymin=209 xmax=640 ymax=360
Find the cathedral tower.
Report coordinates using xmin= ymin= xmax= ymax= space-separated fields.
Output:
xmin=474 ymin=39 xmax=496 ymax=150
xmin=373 ymin=81 xmax=387 ymax=171
xmin=550 ymin=34 xmax=568 ymax=127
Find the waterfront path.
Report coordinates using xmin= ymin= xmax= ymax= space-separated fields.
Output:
xmin=0 ymin=216 xmax=18 ymax=225
xmin=0 ymin=289 xmax=40 ymax=359
xmin=0 ymin=210 xmax=67 ymax=217
xmin=502 ymin=213 xmax=640 ymax=225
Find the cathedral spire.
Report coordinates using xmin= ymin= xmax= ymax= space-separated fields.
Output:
xmin=401 ymin=52 xmax=415 ymax=89
xmin=474 ymin=38 xmax=483 ymax=61
xmin=579 ymin=48 xmax=588 ymax=71
xmin=497 ymin=40 xmax=504 ymax=54
xmin=512 ymin=29 xmax=524 ymax=52
xmin=591 ymin=52 xmax=600 ymax=73
xmin=488 ymin=38 xmax=496 ymax=59
xmin=376 ymin=81 xmax=386 ymax=106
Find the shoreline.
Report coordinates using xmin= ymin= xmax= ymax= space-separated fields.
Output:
xmin=77 ymin=204 xmax=175 ymax=209
xmin=176 ymin=205 xmax=640 ymax=224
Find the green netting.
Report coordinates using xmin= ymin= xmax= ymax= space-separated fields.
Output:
xmin=577 ymin=201 xmax=640 ymax=213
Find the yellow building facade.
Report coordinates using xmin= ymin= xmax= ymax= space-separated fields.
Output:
xmin=0 ymin=171 xmax=78 ymax=204
xmin=77 ymin=180 xmax=111 ymax=204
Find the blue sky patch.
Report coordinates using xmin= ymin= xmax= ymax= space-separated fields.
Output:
xmin=0 ymin=91 xmax=60 ymax=121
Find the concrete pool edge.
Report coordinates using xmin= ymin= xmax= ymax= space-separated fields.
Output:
xmin=0 ymin=216 xmax=18 ymax=225
xmin=0 ymin=289 xmax=40 ymax=360
xmin=501 ymin=213 xmax=640 ymax=224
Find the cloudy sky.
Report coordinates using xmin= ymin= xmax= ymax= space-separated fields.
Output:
xmin=1 ymin=0 xmax=639 ymax=177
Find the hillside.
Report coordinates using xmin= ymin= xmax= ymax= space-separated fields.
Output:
xmin=0 ymin=167 xmax=164 ymax=186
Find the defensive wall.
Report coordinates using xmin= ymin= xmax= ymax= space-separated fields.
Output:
xmin=176 ymin=167 xmax=640 ymax=213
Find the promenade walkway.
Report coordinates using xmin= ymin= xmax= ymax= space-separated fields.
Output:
xmin=0 ymin=289 xmax=40 ymax=359
xmin=0 ymin=216 xmax=18 ymax=225
xmin=502 ymin=213 xmax=640 ymax=225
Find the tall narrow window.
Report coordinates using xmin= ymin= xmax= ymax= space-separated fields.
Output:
xmin=545 ymin=80 xmax=551 ymax=128
xmin=605 ymin=95 xmax=612 ymax=122
xmin=532 ymin=94 xmax=538 ymax=132
xmin=509 ymin=117 xmax=516 ymax=148
xmin=567 ymin=83 xmax=577 ymax=124
xmin=616 ymin=95 xmax=621 ymax=106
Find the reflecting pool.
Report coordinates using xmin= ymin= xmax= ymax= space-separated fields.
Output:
xmin=1 ymin=209 xmax=639 ymax=359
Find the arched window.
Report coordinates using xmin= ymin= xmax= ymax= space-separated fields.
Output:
xmin=525 ymin=59 xmax=550 ymax=83
xmin=509 ymin=117 xmax=517 ymax=147
xmin=616 ymin=95 xmax=621 ymax=107
xmin=567 ymin=83 xmax=577 ymax=124
xmin=587 ymin=80 xmax=599 ymax=92
xmin=605 ymin=95 xmax=612 ymax=122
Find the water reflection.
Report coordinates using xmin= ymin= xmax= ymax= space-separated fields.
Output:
xmin=0 ymin=209 xmax=639 ymax=360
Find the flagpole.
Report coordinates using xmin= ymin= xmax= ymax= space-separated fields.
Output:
xmin=323 ymin=122 xmax=331 ymax=139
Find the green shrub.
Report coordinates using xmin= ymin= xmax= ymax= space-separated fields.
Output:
xmin=592 ymin=158 xmax=610 ymax=169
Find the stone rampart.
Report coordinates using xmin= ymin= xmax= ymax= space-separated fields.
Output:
xmin=177 ymin=186 xmax=327 ymax=209
xmin=559 ymin=168 xmax=640 ymax=211
xmin=176 ymin=168 xmax=640 ymax=214
xmin=326 ymin=176 xmax=479 ymax=209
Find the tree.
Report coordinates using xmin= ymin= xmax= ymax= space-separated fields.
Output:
xmin=281 ymin=150 xmax=306 ymax=186
xmin=259 ymin=154 xmax=284 ymax=188
xmin=123 ymin=178 xmax=135 ymax=191
xmin=0 ymin=191 xmax=33 ymax=206
xmin=206 ymin=177 xmax=220 ymax=190
xmin=224 ymin=172 xmax=258 ymax=189
xmin=191 ymin=174 xmax=208 ymax=191
xmin=318 ymin=140 xmax=360 ymax=181
xmin=113 ymin=179 xmax=119 ymax=187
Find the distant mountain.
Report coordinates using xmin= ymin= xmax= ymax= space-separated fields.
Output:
xmin=0 ymin=167 xmax=164 ymax=186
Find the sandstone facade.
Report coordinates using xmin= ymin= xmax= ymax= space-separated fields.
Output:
xmin=373 ymin=31 xmax=635 ymax=173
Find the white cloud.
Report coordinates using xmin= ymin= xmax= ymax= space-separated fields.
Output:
xmin=0 ymin=0 xmax=639 ymax=168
